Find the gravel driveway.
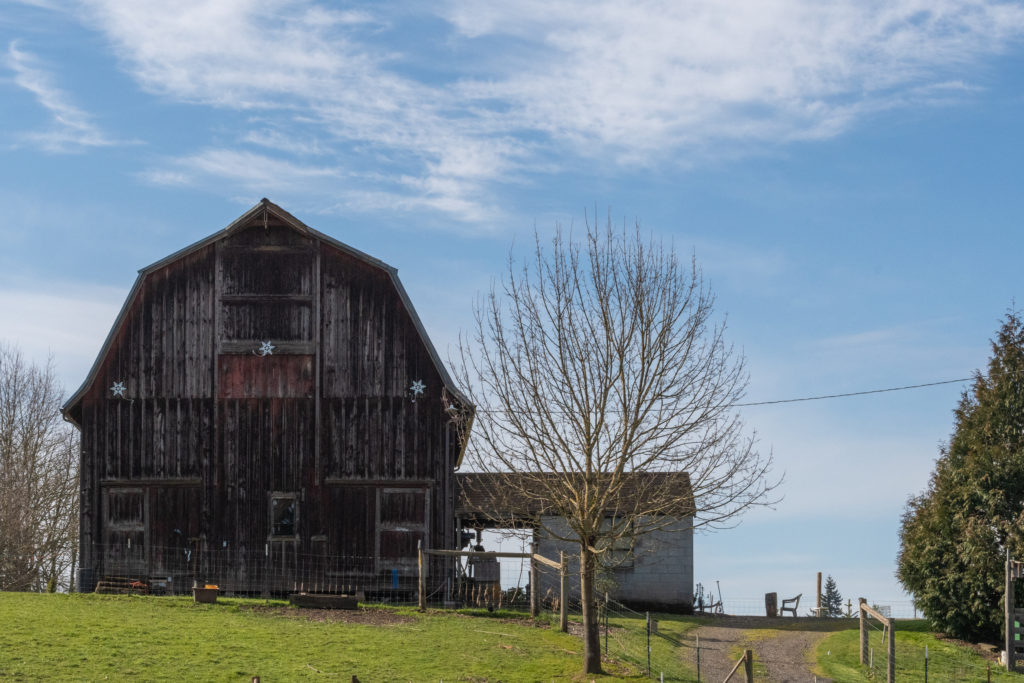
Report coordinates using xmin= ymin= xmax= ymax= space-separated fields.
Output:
xmin=688 ymin=617 xmax=835 ymax=682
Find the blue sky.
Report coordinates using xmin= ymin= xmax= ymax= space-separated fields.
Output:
xmin=3 ymin=0 xmax=1024 ymax=608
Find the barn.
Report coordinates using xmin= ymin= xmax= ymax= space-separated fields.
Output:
xmin=62 ymin=199 xmax=472 ymax=596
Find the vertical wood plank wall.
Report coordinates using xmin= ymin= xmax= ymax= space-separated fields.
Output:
xmin=75 ymin=218 xmax=460 ymax=591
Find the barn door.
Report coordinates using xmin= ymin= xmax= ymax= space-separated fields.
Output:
xmin=376 ymin=487 xmax=429 ymax=574
xmin=103 ymin=488 xmax=147 ymax=577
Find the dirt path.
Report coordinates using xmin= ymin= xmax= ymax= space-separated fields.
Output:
xmin=689 ymin=618 xmax=833 ymax=682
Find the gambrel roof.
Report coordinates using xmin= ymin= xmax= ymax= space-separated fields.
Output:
xmin=61 ymin=198 xmax=472 ymax=427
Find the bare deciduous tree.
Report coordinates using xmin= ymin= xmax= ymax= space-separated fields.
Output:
xmin=0 ymin=344 xmax=79 ymax=592
xmin=455 ymin=217 xmax=778 ymax=674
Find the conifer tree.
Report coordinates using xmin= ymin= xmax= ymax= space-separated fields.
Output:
xmin=822 ymin=575 xmax=843 ymax=617
xmin=897 ymin=310 xmax=1024 ymax=642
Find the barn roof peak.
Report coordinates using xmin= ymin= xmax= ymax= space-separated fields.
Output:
xmin=138 ymin=198 xmax=392 ymax=276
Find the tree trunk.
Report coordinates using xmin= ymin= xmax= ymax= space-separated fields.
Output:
xmin=580 ymin=545 xmax=603 ymax=675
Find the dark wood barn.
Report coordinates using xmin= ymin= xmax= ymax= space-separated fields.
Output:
xmin=62 ymin=199 xmax=471 ymax=596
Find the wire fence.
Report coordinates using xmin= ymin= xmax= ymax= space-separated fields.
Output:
xmin=854 ymin=611 xmax=1013 ymax=682
xmin=78 ymin=542 xmax=462 ymax=602
xmin=601 ymin=595 xmax=694 ymax=680
xmin=29 ymin=544 xmax=1017 ymax=680
xmin=708 ymin=597 xmax=921 ymax=619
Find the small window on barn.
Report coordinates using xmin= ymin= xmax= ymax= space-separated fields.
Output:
xmin=106 ymin=489 xmax=145 ymax=527
xmin=270 ymin=494 xmax=298 ymax=538
xmin=598 ymin=517 xmax=635 ymax=569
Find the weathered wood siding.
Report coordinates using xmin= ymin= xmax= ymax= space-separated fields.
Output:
xmin=75 ymin=210 xmax=461 ymax=593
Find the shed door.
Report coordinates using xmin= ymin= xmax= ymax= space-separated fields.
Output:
xmin=103 ymin=488 xmax=147 ymax=577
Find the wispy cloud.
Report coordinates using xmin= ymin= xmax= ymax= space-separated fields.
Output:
xmin=80 ymin=0 xmax=518 ymax=224
xmin=242 ymin=128 xmax=330 ymax=157
xmin=443 ymin=0 xmax=1024 ymax=158
xmin=140 ymin=148 xmax=340 ymax=192
xmin=5 ymin=41 xmax=122 ymax=152
xmin=72 ymin=0 xmax=1024 ymax=221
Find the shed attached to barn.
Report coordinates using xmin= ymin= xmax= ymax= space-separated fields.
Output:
xmin=455 ymin=472 xmax=694 ymax=612
xmin=62 ymin=199 xmax=472 ymax=595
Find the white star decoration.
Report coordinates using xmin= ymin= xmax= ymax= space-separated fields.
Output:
xmin=110 ymin=381 xmax=126 ymax=398
xmin=409 ymin=379 xmax=426 ymax=400
xmin=257 ymin=341 xmax=275 ymax=356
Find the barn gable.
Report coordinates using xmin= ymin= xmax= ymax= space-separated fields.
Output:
xmin=63 ymin=199 xmax=468 ymax=424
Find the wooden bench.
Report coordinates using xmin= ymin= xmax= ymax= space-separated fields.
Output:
xmin=780 ymin=593 xmax=801 ymax=617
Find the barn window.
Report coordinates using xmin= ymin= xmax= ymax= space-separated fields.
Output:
xmin=106 ymin=489 xmax=145 ymax=527
xmin=598 ymin=517 xmax=635 ymax=569
xmin=270 ymin=494 xmax=298 ymax=538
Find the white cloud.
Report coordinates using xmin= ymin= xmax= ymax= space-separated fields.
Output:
xmin=8 ymin=0 xmax=66 ymax=11
xmin=0 ymin=284 xmax=125 ymax=392
xmin=443 ymin=0 xmax=1024 ymax=159
xmin=71 ymin=0 xmax=1024 ymax=221
xmin=5 ymin=41 xmax=123 ymax=152
xmin=242 ymin=128 xmax=330 ymax=157
xmin=79 ymin=0 xmax=518 ymax=223
xmin=141 ymin=148 xmax=340 ymax=192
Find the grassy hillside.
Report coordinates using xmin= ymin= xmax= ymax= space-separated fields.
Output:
xmin=4 ymin=593 xmax=1018 ymax=681
xmin=815 ymin=619 xmax=1018 ymax=681
xmin=0 ymin=593 xmax=693 ymax=681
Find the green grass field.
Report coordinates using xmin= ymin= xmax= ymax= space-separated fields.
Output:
xmin=4 ymin=593 xmax=1021 ymax=682
xmin=0 ymin=593 xmax=694 ymax=681
xmin=815 ymin=619 xmax=1021 ymax=682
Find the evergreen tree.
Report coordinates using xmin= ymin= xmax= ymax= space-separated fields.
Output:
xmin=897 ymin=311 xmax=1024 ymax=642
xmin=822 ymin=575 xmax=843 ymax=617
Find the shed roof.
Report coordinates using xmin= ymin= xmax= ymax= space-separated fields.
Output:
xmin=455 ymin=471 xmax=694 ymax=526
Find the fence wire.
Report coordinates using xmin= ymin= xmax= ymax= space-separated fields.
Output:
xmin=857 ymin=620 xmax=1011 ymax=682
xmin=708 ymin=596 xmax=921 ymax=619
xmin=33 ymin=544 xmax=1016 ymax=681
xmin=77 ymin=542 xmax=460 ymax=603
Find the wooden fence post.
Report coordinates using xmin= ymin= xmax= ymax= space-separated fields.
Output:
xmin=1007 ymin=549 xmax=1015 ymax=672
xmin=817 ymin=571 xmax=822 ymax=616
xmin=559 ymin=550 xmax=568 ymax=632
xmin=888 ymin=618 xmax=896 ymax=683
xmin=417 ymin=540 xmax=425 ymax=611
xmin=859 ymin=598 xmax=867 ymax=665
xmin=743 ymin=649 xmax=754 ymax=683
xmin=530 ymin=542 xmax=538 ymax=618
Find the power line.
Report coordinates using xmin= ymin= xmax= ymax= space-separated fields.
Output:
xmin=731 ymin=377 xmax=973 ymax=407
xmin=469 ymin=376 xmax=975 ymax=414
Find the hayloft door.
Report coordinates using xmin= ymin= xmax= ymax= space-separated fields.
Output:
xmin=103 ymin=488 xmax=147 ymax=577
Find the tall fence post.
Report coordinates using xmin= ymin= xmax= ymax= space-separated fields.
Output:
xmin=859 ymin=598 xmax=867 ymax=665
xmin=604 ymin=592 xmax=609 ymax=655
xmin=1007 ymin=549 xmax=1015 ymax=672
xmin=417 ymin=540 xmax=425 ymax=611
xmin=646 ymin=611 xmax=651 ymax=677
xmin=559 ymin=551 xmax=568 ymax=632
xmin=529 ymin=542 xmax=538 ymax=617
xmin=696 ymin=634 xmax=700 ymax=683
xmin=888 ymin=617 xmax=896 ymax=683
xmin=743 ymin=649 xmax=754 ymax=683
xmin=816 ymin=571 xmax=822 ymax=616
